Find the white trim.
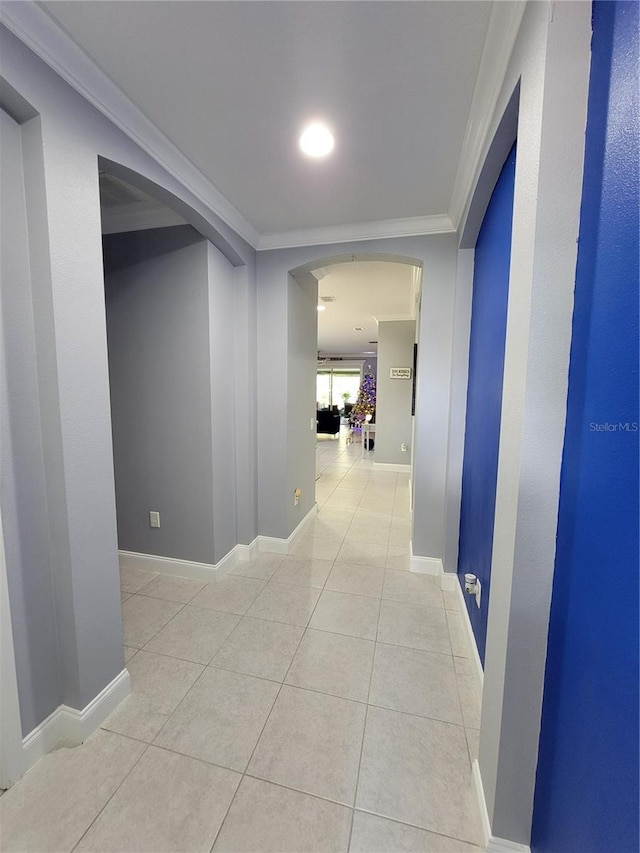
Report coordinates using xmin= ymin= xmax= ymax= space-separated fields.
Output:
xmin=119 ymin=550 xmax=220 ymax=582
xmin=118 ymin=543 xmax=248 ymax=579
xmin=0 ymin=1 xmax=260 ymax=248
xmin=473 ymin=759 xmax=531 ymax=853
xmin=258 ymin=214 xmax=455 ymax=251
xmin=234 ymin=540 xmax=260 ymax=563
xmin=119 ymin=505 xmax=318 ymax=577
xmin=439 ymin=571 xmax=458 ymax=593
xmin=22 ymin=668 xmax=130 ymax=774
xmin=409 ymin=553 xmax=443 ymax=576
xmin=448 ymin=1 xmax=526 ymax=231
xmin=0 ymin=507 xmax=25 ymax=788
xmin=488 ymin=838 xmax=531 ymax=853
xmin=0 ymin=3 xmax=457 ymax=253
xmin=408 ymin=550 xmax=484 ymax=692
xmin=257 ymin=503 xmax=319 ymax=554
xmin=455 ymin=574 xmax=485 ymax=691
xmin=373 ymin=462 xmax=411 ymax=473
xmin=472 ymin=759 xmax=492 ymax=848
xmin=61 ymin=668 xmax=131 ymax=744
xmin=255 ymin=536 xmax=288 ymax=555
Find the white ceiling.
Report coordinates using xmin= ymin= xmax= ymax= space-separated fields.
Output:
xmin=315 ymin=261 xmax=418 ymax=357
xmin=42 ymin=0 xmax=493 ymax=242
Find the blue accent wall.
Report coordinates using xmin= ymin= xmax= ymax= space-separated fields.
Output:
xmin=457 ymin=144 xmax=516 ymax=664
xmin=531 ymin=3 xmax=639 ymax=851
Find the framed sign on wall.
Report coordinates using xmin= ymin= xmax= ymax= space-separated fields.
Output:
xmin=389 ymin=367 xmax=412 ymax=379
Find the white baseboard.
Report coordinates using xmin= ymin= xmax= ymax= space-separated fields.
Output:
xmin=472 ymin=759 xmax=491 ymax=848
xmin=373 ymin=462 xmax=411 ymax=472
xmin=22 ymin=707 xmax=66 ymax=770
xmin=119 ymin=550 xmax=220 ymax=581
xmin=255 ymin=535 xmax=288 ymax=555
xmin=66 ymin=668 xmax=131 ymax=743
xmin=455 ymin=577 xmax=485 ymax=692
xmin=409 ymin=548 xmax=483 ymax=692
xmin=257 ymin=504 xmax=318 ymax=554
xmin=472 ymin=759 xmax=531 ymax=853
xmin=439 ymin=571 xmax=458 ymax=592
xmin=119 ymin=540 xmax=256 ymax=579
xmin=234 ymin=540 xmax=260 ymax=563
xmin=488 ymin=838 xmax=531 ymax=853
xmin=22 ymin=668 xmax=130 ymax=772
xmin=409 ymin=553 xmax=443 ymax=575
xmin=120 ymin=506 xmax=319 ymax=575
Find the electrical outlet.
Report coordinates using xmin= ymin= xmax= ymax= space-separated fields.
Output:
xmin=310 ymin=417 xmax=316 ymax=431
xmin=475 ymin=578 xmax=482 ymax=608
xmin=401 ymin=443 xmax=408 ymax=452
xmin=149 ymin=511 xmax=160 ymax=529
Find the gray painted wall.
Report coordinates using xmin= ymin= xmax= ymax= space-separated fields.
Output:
xmin=375 ymin=320 xmax=415 ymax=464
xmin=256 ymin=255 xmax=290 ymax=539
xmin=20 ymin=108 xmax=124 ymax=716
xmin=257 ymin=237 xmax=458 ymax=563
xmin=0 ymin=108 xmax=61 ymax=735
xmin=104 ymin=226 xmax=215 ymax=565
xmin=443 ymin=249 xmax=474 ymax=574
xmin=410 ymin=238 xmax=459 ymax=561
xmin=287 ymin=272 xmax=319 ymax=531
xmin=231 ymin=263 xmax=258 ymax=546
xmin=0 ymin=24 xmax=257 ymax=735
xmin=208 ymin=241 xmax=240 ymax=563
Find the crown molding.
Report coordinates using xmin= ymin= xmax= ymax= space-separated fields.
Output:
xmin=258 ymin=214 xmax=455 ymax=251
xmin=0 ymin=1 xmax=261 ymax=248
xmin=448 ymin=0 xmax=526 ymax=232
xmin=2 ymin=3 xmax=463 ymax=255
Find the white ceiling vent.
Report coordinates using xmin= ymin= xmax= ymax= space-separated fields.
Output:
xmin=353 ymin=327 xmax=364 ymax=332
xmin=321 ymin=295 xmax=336 ymax=302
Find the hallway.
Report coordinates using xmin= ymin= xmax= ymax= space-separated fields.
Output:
xmin=1 ymin=431 xmax=482 ymax=852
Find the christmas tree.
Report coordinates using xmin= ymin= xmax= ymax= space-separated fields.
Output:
xmin=350 ymin=373 xmax=376 ymax=425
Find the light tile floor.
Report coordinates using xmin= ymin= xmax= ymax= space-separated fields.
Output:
xmin=1 ymin=431 xmax=483 ymax=852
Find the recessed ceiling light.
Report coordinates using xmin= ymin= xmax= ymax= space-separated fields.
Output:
xmin=299 ymin=123 xmax=335 ymax=158
xmin=317 ymin=305 xmax=326 ymax=312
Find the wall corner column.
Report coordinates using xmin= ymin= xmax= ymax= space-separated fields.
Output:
xmin=478 ymin=1 xmax=592 ymax=845
xmin=24 ymin=120 xmax=124 ymax=715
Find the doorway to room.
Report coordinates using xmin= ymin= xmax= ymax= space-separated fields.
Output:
xmin=97 ymin=166 xmax=246 ymax=607
xmin=310 ymin=259 xmax=421 ymax=500
xmin=457 ymin=143 xmax=517 ymax=665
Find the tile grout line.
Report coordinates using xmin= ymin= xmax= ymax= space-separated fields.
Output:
xmin=207 ymin=549 xmax=340 ymax=853
xmin=118 ymin=442 xmax=423 ymax=853
xmin=124 ymin=596 xmax=190 ymax=652
xmin=16 ymin=445 xmax=426 ymax=853
xmin=347 ymin=489 xmax=387 ymax=852
xmin=68 ymin=734 xmax=151 ymax=853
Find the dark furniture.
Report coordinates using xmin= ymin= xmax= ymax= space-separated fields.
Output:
xmin=317 ymin=409 xmax=340 ymax=436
